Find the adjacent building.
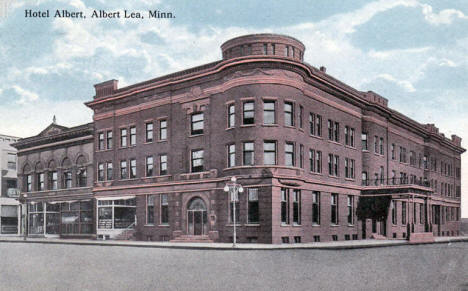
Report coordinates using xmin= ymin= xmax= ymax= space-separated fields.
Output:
xmin=0 ymin=134 xmax=20 ymax=236
xmin=13 ymin=121 xmax=95 ymax=238
xmin=14 ymin=33 xmax=464 ymax=243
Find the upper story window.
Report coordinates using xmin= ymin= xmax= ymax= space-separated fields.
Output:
xmin=98 ymin=163 xmax=104 ymax=181
xmin=145 ymin=122 xmax=153 ymax=143
xmin=263 ymin=100 xmax=275 ymax=125
xmin=423 ymin=155 xmax=428 ymax=169
xmin=63 ymin=171 xmax=72 ymax=189
xmin=284 ymin=102 xmax=294 ymax=126
xmin=191 ymin=149 xmax=204 ymax=172
xmin=130 ymin=126 xmax=136 ymax=146
xmin=106 ymin=162 xmax=113 ymax=180
xmin=228 ymin=104 xmax=235 ymax=128
xmin=77 ymin=168 xmax=87 ymax=187
xmin=328 ymin=120 xmax=339 ymax=142
xmin=285 ymin=46 xmax=290 ymax=57
xmin=227 ymin=144 xmax=236 ymax=168
xmin=243 ymin=142 xmax=254 ymax=166
xmin=160 ymin=154 xmax=168 ymax=175
xmin=146 ymin=156 xmax=153 ymax=177
xmin=98 ymin=133 xmax=105 ymax=150
xmin=391 ymin=144 xmax=396 ymax=160
xmin=106 ymin=131 xmax=113 ymax=149
xmin=263 ymin=141 xmax=276 ymax=165
xmin=345 ymin=127 xmax=355 ymax=147
xmin=48 ymin=171 xmax=58 ymax=190
xmin=120 ymin=160 xmax=127 ymax=179
xmin=120 ymin=128 xmax=127 ymax=147
xmin=7 ymin=153 xmax=16 ymax=170
xmin=191 ymin=113 xmax=204 ymax=135
xmin=361 ymin=133 xmax=368 ymax=150
xmin=272 ymin=44 xmax=276 ymax=55
xmin=130 ymin=159 xmax=137 ymax=178
xmin=299 ymin=106 xmax=303 ymax=129
xmin=309 ymin=149 xmax=322 ymax=173
xmin=331 ymin=194 xmax=338 ymax=225
xmin=243 ymin=101 xmax=255 ymax=125
xmin=159 ymin=120 xmax=167 ymax=140
xmin=328 ymin=154 xmax=339 ymax=177
xmin=37 ymin=173 xmax=44 ymax=191
xmin=400 ymin=147 xmax=407 ymax=163
xmin=285 ymin=142 xmax=295 ymax=167
xmin=379 ymin=137 xmax=384 ymax=155
xmin=374 ymin=136 xmax=379 ymax=153
xmin=309 ymin=113 xmax=322 ymax=137
xmin=25 ymin=174 xmax=32 ymax=192
xmin=263 ymin=43 xmax=268 ymax=55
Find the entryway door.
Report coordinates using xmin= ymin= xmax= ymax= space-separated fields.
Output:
xmin=187 ymin=198 xmax=208 ymax=235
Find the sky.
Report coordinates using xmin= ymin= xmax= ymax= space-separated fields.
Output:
xmin=0 ymin=0 xmax=467 ymax=216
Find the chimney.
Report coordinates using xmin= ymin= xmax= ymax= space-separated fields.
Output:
xmin=94 ymin=79 xmax=118 ymax=99
xmin=319 ymin=66 xmax=326 ymax=73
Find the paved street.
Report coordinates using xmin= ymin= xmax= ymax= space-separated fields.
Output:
xmin=0 ymin=242 xmax=466 ymax=291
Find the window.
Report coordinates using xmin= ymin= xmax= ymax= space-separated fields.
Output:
xmin=263 ymin=100 xmax=275 ymax=124
xmin=345 ymin=127 xmax=355 ymax=147
xmin=26 ymin=175 xmax=32 ymax=192
xmin=147 ymin=195 xmax=155 ymax=224
xmin=391 ymin=144 xmax=395 ymax=160
xmin=227 ymin=144 xmax=236 ymax=167
xmin=392 ymin=201 xmax=397 ymax=225
xmin=333 ymin=122 xmax=339 ymax=142
xmin=345 ymin=158 xmax=355 ymax=179
xmin=285 ymin=45 xmax=289 ymax=57
xmin=145 ymin=123 xmax=153 ymax=142
xmin=159 ymin=154 xmax=167 ymax=175
xmin=191 ymin=149 xmax=204 ymax=172
xmin=347 ymin=196 xmax=354 ymax=225
xmin=400 ymin=147 xmax=407 ymax=163
xmin=243 ymin=142 xmax=254 ymax=166
xmin=48 ymin=171 xmax=57 ymax=190
xmin=402 ymin=201 xmax=407 ymax=225
xmin=312 ymin=191 xmax=320 ymax=225
xmin=299 ymin=144 xmax=304 ymax=169
xmin=328 ymin=120 xmax=333 ymax=140
xmin=37 ymin=173 xmax=44 ymax=191
xmin=228 ymin=104 xmax=235 ymax=128
xmin=362 ymin=171 xmax=368 ymax=186
xmin=159 ymin=120 xmax=167 ymax=140
xmin=243 ymin=101 xmax=255 ymax=125
xmin=293 ymin=190 xmax=301 ymax=225
xmin=160 ymin=194 xmax=169 ymax=224
xmin=362 ymin=133 xmax=368 ymax=150
xmin=299 ymin=106 xmax=303 ymax=129
xmin=374 ymin=136 xmax=378 ymax=153
xmin=272 ymin=44 xmax=276 ymax=55
xmin=331 ymin=194 xmax=338 ymax=225
xmin=423 ymin=155 xmax=428 ymax=169
xmin=309 ymin=149 xmax=322 ymax=173
xmin=285 ymin=142 xmax=295 ymax=166
xmin=146 ymin=156 xmax=153 ymax=177
xmin=345 ymin=126 xmax=349 ymax=146
xmin=63 ymin=171 xmax=72 ymax=189
xmin=309 ymin=149 xmax=316 ymax=172
xmin=120 ymin=160 xmax=127 ymax=179
xmin=6 ymin=153 xmax=15 ymax=170
xmin=379 ymin=137 xmax=384 ymax=155
xmin=190 ymin=113 xmax=204 ymax=135
xmin=106 ymin=162 xmax=113 ymax=180
xmin=106 ymin=131 xmax=113 ymax=149
xmin=77 ymin=168 xmax=87 ymax=187
xmin=263 ymin=43 xmax=268 ymax=55
xmin=413 ymin=202 xmax=417 ymax=224
xmin=98 ymin=163 xmax=104 ymax=181
xmin=328 ymin=154 xmax=339 ymax=176
xmin=120 ymin=128 xmax=127 ymax=147
xmin=130 ymin=126 xmax=136 ymax=146
xmin=130 ymin=159 xmax=137 ymax=178
xmin=248 ymin=188 xmax=259 ymax=224
xmin=308 ymin=113 xmax=322 ymax=136
xmin=281 ymin=188 xmax=289 ymax=225
xmin=98 ymin=133 xmax=105 ymax=150
xmin=284 ymin=102 xmax=294 ymax=126
xmin=263 ymin=141 xmax=276 ymax=165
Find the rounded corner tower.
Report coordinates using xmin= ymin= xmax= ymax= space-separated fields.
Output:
xmin=220 ymin=33 xmax=305 ymax=62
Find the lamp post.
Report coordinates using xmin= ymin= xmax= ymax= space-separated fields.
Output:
xmin=224 ymin=176 xmax=243 ymax=247
xmin=19 ymin=192 xmax=28 ymax=241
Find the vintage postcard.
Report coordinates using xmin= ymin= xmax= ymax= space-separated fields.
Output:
xmin=0 ymin=0 xmax=467 ymax=290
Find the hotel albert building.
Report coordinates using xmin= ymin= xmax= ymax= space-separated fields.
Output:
xmin=15 ymin=34 xmax=464 ymax=243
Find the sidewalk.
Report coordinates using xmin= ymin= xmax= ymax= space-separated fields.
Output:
xmin=0 ymin=235 xmax=466 ymax=250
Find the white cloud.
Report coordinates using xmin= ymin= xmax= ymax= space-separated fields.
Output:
xmin=421 ymin=4 xmax=467 ymax=25
xmin=12 ymin=85 xmax=39 ymax=104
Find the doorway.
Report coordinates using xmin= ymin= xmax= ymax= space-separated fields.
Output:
xmin=187 ymin=198 xmax=207 ymax=235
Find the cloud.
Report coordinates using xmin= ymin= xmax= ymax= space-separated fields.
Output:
xmin=12 ymin=85 xmax=39 ymax=104
xmin=421 ymin=4 xmax=467 ymax=25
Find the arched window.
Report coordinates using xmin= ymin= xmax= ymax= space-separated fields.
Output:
xmin=76 ymin=155 xmax=87 ymax=187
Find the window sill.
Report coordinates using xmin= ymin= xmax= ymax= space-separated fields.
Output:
xmin=143 ymin=141 xmax=154 ymax=145
xmin=284 ymin=125 xmax=296 ymax=129
xmin=225 ymin=127 xmax=235 ymax=131
xmin=293 ymin=223 xmax=302 ymax=227
xmin=344 ymin=145 xmax=356 ymax=150
xmin=311 ymin=223 xmax=320 ymax=227
xmin=144 ymin=224 xmax=155 ymax=227
xmin=280 ymin=223 xmax=290 ymax=227
xmin=240 ymin=124 xmax=256 ymax=128
xmin=245 ymin=223 xmax=260 ymax=227
xmin=189 ymin=134 xmax=204 ymax=138
xmin=344 ymin=178 xmax=356 ymax=181
xmin=119 ymin=178 xmax=139 ymax=182
xmin=309 ymin=172 xmax=323 ymax=176
xmin=157 ymin=139 xmax=168 ymax=143
xmin=262 ymin=123 xmax=279 ymax=127
xmin=309 ymin=134 xmax=323 ymax=140
xmin=362 ymin=150 xmax=369 ymax=152
xmin=347 ymin=224 xmax=355 ymax=227
xmin=96 ymin=149 xmax=113 ymax=153
xmin=328 ymin=140 xmax=341 ymax=145
xmin=328 ymin=175 xmax=340 ymax=179
xmin=226 ymin=224 xmax=242 ymax=227
xmin=158 ymin=224 xmax=170 ymax=227
xmin=330 ymin=224 xmax=340 ymax=227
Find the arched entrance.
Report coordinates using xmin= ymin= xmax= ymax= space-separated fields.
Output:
xmin=187 ymin=197 xmax=208 ymax=235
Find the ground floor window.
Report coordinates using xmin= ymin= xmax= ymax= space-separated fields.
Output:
xmin=1 ymin=205 xmax=18 ymax=234
xmin=61 ymin=201 xmax=93 ymax=235
xmin=28 ymin=202 xmax=59 ymax=235
xmin=98 ymin=198 xmax=136 ymax=229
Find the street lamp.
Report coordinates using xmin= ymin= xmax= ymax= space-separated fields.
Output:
xmin=224 ymin=176 xmax=243 ymax=247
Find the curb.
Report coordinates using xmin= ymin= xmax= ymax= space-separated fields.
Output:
xmin=0 ymin=237 xmax=466 ymax=251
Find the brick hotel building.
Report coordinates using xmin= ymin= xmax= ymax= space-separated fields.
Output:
xmin=15 ymin=34 xmax=464 ymax=243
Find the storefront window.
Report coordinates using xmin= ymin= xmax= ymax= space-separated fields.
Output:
xmin=1 ymin=205 xmax=18 ymax=234
xmin=98 ymin=198 xmax=136 ymax=229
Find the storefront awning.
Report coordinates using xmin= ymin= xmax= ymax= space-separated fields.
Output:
xmin=96 ymin=195 xmax=135 ymax=201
